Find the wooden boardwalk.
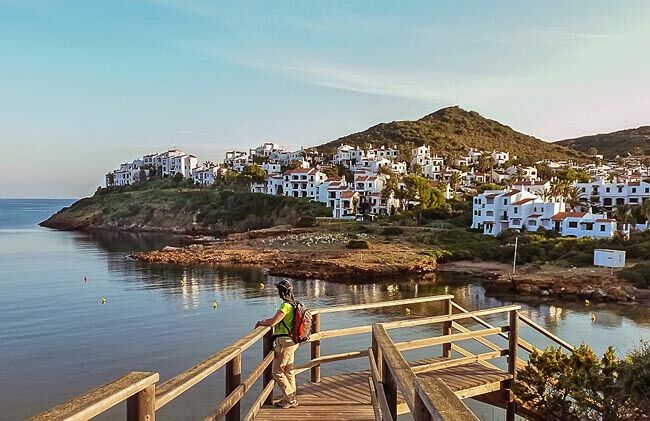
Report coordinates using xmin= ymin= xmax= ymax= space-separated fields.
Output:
xmin=255 ymin=358 xmax=512 ymax=420
xmin=30 ymin=295 xmax=574 ymax=421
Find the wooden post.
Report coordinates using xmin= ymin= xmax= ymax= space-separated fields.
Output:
xmin=413 ymin=385 xmax=432 ymax=421
xmin=126 ymin=385 xmax=156 ymax=421
xmin=263 ymin=330 xmax=274 ymax=406
xmin=506 ymin=309 xmax=519 ymax=421
xmin=372 ymin=332 xmax=382 ymax=381
xmin=442 ymin=298 xmax=452 ymax=358
xmin=381 ymin=359 xmax=397 ymax=421
xmin=311 ymin=313 xmax=321 ymax=382
xmin=226 ymin=354 xmax=242 ymax=421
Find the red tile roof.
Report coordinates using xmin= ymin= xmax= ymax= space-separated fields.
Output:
xmin=512 ymin=198 xmax=535 ymax=205
xmin=551 ymin=212 xmax=587 ymax=221
xmin=595 ymin=218 xmax=616 ymax=222
xmin=502 ymin=190 xmax=521 ymax=197
xmin=528 ymin=214 xmax=543 ymax=218
xmin=340 ymin=191 xmax=356 ymax=199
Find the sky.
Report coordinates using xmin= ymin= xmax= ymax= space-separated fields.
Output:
xmin=1 ymin=1 xmax=649 ymax=198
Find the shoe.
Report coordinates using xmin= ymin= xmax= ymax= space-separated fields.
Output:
xmin=275 ymin=399 xmax=299 ymax=409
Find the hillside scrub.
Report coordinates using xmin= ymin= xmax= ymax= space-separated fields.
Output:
xmin=41 ymin=188 xmax=331 ymax=235
xmin=315 ymin=106 xmax=583 ymax=161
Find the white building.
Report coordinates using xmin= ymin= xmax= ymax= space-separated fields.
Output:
xmin=249 ymin=142 xmax=286 ymax=158
xmin=550 ymin=212 xmax=616 ymax=238
xmin=471 ymin=189 xmax=565 ymax=236
xmin=191 ymin=165 xmax=222 ymax=186
xmin=574 ymin=180 xmax=650 ymax=208
xmin=106 ymin=159 xmax=144 ymax=187
xmin=282 ymin=168 xmax=328 ymax=199
xmin=491 ymin=151 xmax=510 ymax=167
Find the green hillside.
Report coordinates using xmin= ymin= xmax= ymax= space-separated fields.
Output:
xmin=40 ymin=185 xmax=329 ymax=235
xmin=315 ymin=106 xmax=583 ymax=162
xmin=555 ymin=126 xmax=650 ymax=158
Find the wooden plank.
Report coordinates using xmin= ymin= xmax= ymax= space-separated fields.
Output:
xmin=455 ymin=380 xmax=509 ymax=399
xmin=373 ymin=324 xmax=417 ymax=415
xmin=413 ymin=377 xmax=479 ymax=421
xmin=441 ymin=299 xmax=452 ymax=358
xmin=367 ymin=377 xmax=382 ymax=421
xmin=244 ymin=380 xmax=274 ymax=421
xmin=156 ymin=326 xmax=269 ymax=410
xmin=396 ymin=327 xmax=507 ymax=352
xmin=506 ymin=310 xmax=518 ymax=421
xmin=262 ymin=330 xmax=274 ymax=406
xmin=312 ymin=295 xmax=454 ymax=315
xmin=411 ymin=350 xmax=507 ymax=374
xmin=518 ymin=314 xmax=574 ymax=352
xmin=30 ymin=371 xmax=159 ymax=421
xmin=368 ymin=349 xmax=394 ymax=421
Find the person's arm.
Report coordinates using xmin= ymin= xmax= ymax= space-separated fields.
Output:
xmin=255 ymin=310 xmax=286 ymax=328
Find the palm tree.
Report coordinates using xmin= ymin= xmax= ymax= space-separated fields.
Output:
xmin=203 ymin=160 xmax=215 ymax=168
xmin=538 ymin=188 xmax=552 ymax=202
xmin=565 ymin=186 xmax=584 ymax=211
xmin=449 ymin=172 xmax=462 ymax=191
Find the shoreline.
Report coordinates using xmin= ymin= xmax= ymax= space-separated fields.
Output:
xmin=128 ymin=225 xmax=650 ymax=306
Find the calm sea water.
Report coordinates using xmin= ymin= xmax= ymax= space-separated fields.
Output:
xmin=1 ymin=199 xmax=648 ymax=420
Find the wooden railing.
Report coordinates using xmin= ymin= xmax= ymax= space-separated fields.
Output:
xmin=29 ymin=294 xmax=574 ymax=421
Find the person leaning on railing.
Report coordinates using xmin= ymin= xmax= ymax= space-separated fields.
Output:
xmin=255 ymin=280 xmax=299 ymax=409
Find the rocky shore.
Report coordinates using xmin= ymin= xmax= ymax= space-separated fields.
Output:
xmin=438 ymin=261 xmax=650 ymax=305
xmin=132 ymin=228 xmax=437 ymax=282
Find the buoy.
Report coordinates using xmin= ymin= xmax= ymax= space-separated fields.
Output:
xmin=259 ymin=283 xmax=265 ymax=289
xmin=584 ymin=299 xmax=590 ymax=306
xmin=101 ymin=297 xmax=107 ymax=304
xmin=405 ymin=308 xmax=411 ymax=315
xmin=180 ymin=279 xmax=186 ymax=285
xmin=213 ymin=302 xmax=218 ymax=310
xmin=591 ymin=313 xmax=596 ymax=322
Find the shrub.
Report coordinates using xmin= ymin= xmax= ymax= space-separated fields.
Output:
xmin=346 ymin=240 xmax=371 ymax=249
xmin=618 ymin=341 xmax=650 ymax=414
xmin=294 ymin=215 xmax=316 ymax=228
xmin=618 ymin=263 xmax=650 ymax=289
xmin=381 ymin=226 xmax=405 ymax=236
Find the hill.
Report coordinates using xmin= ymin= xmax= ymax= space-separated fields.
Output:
xmin=40 ymin=185 xmax=329 ymax=235
xmin=555 ymin=126 xmax=650 ymax=159
xmin=314 ymin=106 xmax=583 ymax=162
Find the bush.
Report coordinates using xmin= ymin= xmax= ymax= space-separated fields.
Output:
xmin=381 ymin=226 xmax=405 ymax=236
xmin=294 ymin=215 xmax=316 ymax=228
xmin=618 ymin=263 xmax=650 ymax=288
xmin=618 ymin=341 xmax=650 ymax=414
xmin=346 ymin=240 xmax=371 ymax=249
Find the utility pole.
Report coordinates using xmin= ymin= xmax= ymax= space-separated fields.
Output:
xmin=512 ymin=236 xmax=519 ymax=276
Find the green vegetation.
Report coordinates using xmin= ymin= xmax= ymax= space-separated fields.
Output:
xmin=619 ymin=262 xmax=650 ymax=288
xmin=515 ymin=343 xmax=649 ymax=419
xmin=556 ymin=126 xmax=650 ymax=159
xmin=315 ymin=106 xmax=583 ymax=161
xmin=43 ymin=181 xmax=330 ymax=234
xmin=346 ymin=239 xmax=372 ymax=249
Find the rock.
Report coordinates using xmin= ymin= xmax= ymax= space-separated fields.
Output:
xmin=605 ymin=286 xmax=630 ymax=302
xmin=163 ymin=246 xmax=180 ymax=252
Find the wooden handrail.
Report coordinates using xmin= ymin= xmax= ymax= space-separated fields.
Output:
xmin=411 ymin=350 xmax=507 ymax=375
xmin=29 ymin=371 xmax=159 ymax=421
xmin=311 ymin=305 xmax=521 ymax=342
xmin=518 ymin=314 xmax=575 ymax=352
xmin=395 ymin=326 xmax=508 ymax=351
xmin=450 ymin=301 xmax=539 ymax=355
xmin=155 ymin=326 xmax=270 ymax=410
xmin=203 ymin=351 xmax=274 ymax=420
xmin=312 ymin=295 xmax=454 ymax=314
xmin=243 ymin=380 xmax=274 ymax=421
xmin=413 ymin=377 xmax=478 ymax=421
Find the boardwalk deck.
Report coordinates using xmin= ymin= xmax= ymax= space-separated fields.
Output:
xmin=255 ymin=358 xmax=512 ymax=420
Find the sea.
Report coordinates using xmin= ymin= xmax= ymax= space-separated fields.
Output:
xmin=0 ymin=198 xmax=648 ymax=420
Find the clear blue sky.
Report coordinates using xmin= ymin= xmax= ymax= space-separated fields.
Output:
xmin=1 ymin=0 xmax=649 ymax=198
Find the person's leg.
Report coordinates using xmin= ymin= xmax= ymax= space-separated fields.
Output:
xmin=272 ymin=338 xmax=296 ymax=404
xmin=284 ymin=342 xmax=299 ymax=400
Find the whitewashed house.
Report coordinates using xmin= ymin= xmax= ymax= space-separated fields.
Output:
xmin=282 ymin=168 xmax=328 ymax=199
xmin=491 ymin=151 xmax=510 ymax=167
xmin=574 ymin=179 xmax=650 ymax=208
xmin=550 ymin=212 xmax=616 ymax=238
xmin=191 ymin=165 xmax=221 ymax=186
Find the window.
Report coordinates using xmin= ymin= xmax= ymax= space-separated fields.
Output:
xmin=514 ymin=207 xmax=518 ymax=214
xmin=503 ymin=199 xmax=507 ymax=205
xmin=632 ymin=188 xmax=637 ymax=193
xmin=606 ymin=187 xmax=610 ymax=193
xmin=585 ymin=223 xmax=593 ymax=231
xmin=569 ymin=221 xmax=578 ymax=228
xmin=600 ymin=225 xmax=606 ymax=232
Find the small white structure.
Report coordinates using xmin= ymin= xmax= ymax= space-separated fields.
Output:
xmin=593 ymin=249 xmax=626 ymax=268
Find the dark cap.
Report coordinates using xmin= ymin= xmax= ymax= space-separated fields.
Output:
xmin=275 ymin=280 xmax=293 ymax=294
